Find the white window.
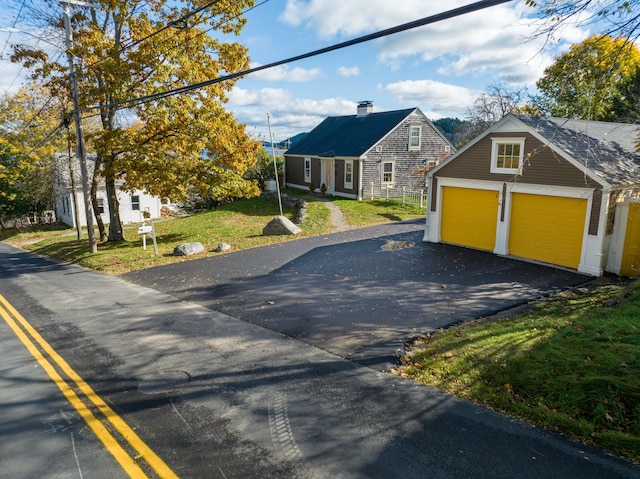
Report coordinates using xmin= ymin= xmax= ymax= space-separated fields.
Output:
xmin=96 ymin=197 xmax=105 ymax=214
xmin=491 ymin=138 xmax=525 ymax=174
xmin=344 ymin=160 xmax=353 ymax=189
xmin=382 ymin=161 xmax=394 ymax=184
xmin=131 ymin=195 xmax=140 ymax=211
xmin=304 ymin=157 xmax=311 ymax=183
xmin=409 ymin=125 xmax=421 ymax=150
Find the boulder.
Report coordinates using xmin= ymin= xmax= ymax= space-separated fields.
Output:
xmin=173 ymin=242 xmax=205 ymax=256
xmin=262 ymin=215 xmax=302 ymax=236
xmin=215 ymin=242 xmax=231 ymax=252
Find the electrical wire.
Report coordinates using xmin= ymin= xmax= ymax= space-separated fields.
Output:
xmin=80 ymin=0 xmax=514 ymax=115
xmin=0 ymin=0 xmax=27 ymax=59
xmin=81 ymin=0 xmax=229 ymax=73
xmin=28 ymin=0 xmax=514 ymax=152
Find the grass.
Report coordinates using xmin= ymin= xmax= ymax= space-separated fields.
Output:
xmin=397 ymin=279 xmax=640 ymax=464
xmin=283 ymin=188 xmax=426 ymax=225
xmin=332 ymin=198 xmax=425 ymax=225
xmin=6 ymin=194 xmax=638 ymax=464
xmin=1 ymin=193 xmax=424 ymax=275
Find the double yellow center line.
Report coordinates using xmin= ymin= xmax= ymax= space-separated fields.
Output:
xmin=0 ymin=294 xmax=179 ymax=479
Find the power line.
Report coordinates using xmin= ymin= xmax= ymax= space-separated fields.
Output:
xmin=81 ymin=0 xmax=514 ymax=115
xmin=82 ymin=0 xmax=232 ymax=73
xmin=0 ymin=0 xmax=27 ymax=59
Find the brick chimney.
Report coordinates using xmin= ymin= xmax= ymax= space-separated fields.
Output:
xmin=356 ymin=100 xmax=373 ymax=117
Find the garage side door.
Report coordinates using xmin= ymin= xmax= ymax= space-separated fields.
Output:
xmin=509 ymin=193 xmax=587 ymax=269
xmin=441 ymin=187 xmax=498 ymax=251
xmin=621 ymin=203 xmax=640 ymax=278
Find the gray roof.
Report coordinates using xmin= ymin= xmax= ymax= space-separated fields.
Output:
xmin=285 ymin=108 xmax=417 ymax=157
xmin=515 ymin=114 xmax=640 ymax=187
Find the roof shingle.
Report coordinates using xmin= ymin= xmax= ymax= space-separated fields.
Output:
xmin=515 ymin=114 xmax=640 ymax=187
xmin=285 ymin=108 xmax=416 ymax=157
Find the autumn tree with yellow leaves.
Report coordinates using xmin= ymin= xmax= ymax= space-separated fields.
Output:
xmin=536 ymin=35 xmax=640 ymax=121
xmin=12 ymin=0 xmax=262 ymax=242
xmin=0 ymin=86 xmax=67 ymax=228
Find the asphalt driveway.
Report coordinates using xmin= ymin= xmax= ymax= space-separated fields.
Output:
xmin=122 ymin=218 xmax=589 ymax=370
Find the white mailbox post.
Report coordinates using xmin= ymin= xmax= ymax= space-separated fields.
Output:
xmin=137 ymin=209 xmax=158 ymax=256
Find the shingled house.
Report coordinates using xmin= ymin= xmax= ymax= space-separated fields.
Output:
xmin=284 ymin=101 xmax=453 ymax=200
xmin=424 ymin=113 xmax=640 ymax=277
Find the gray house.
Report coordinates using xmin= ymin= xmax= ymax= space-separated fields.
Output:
xmin=284 ymin=101 xmax=453 ymax=200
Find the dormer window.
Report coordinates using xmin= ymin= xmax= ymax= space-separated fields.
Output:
xmin=490 ymin=137 xmax=525 ymax=174
xmin=409 ymin=125 xmax=421 ymax=151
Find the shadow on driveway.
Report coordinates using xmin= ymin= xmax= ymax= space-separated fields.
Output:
xmin=122 ymin=220 xmax=590 ymax=370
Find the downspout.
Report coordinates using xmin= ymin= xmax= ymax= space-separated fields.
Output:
xmin=357 ymin=156 xmax=364 ymax=200
xmin=423 ymin=174 xmax=433 ymax=241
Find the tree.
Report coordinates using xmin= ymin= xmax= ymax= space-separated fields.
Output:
xmin=13 ymin=0 xmax=262 ymax=243
xmin=456 ymin=83 xmax=536 ymax=146
xmin=535 ymin=35 xmax=640 ymax=121
xmin=526 ymin=0 xmax=640 ymax=43
xmin=244 ymin=148 xmax=284 ymax=190
xmin=611 ymin=65 xmax=640 ymax=122
xmin=0 ymin=87 xmax=62 ymax=227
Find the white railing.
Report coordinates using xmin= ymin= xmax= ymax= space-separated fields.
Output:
xmin=369 ymin=183 xmax=428 ymax=208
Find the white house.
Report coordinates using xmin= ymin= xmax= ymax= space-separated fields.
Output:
xmin=53 ymin=154 xmax=165 ymax=228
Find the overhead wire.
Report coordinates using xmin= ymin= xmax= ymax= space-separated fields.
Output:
xmin=80 ymin=0 xmax=515 ymax=115
xmin=78 ymin=0 xmax=271 ymax=122
xmin=81 ymin=0 xmax=228 ymax=73
xmin=0 ymin=0 xmax=27 ymax=59
xmin=28 ymin=0 xmax=514 ymax=152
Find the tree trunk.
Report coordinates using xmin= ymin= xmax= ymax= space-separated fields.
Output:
xmin=106 ymin=178 xmax=124 ymax=242
xmin=90 ymin=182 xmax=107 ymax=243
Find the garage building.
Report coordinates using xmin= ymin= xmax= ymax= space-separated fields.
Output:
xmin=424 ymin=114 xmax=640 ymax=277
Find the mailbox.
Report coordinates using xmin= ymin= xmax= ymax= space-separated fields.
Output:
xmin=138 ymin=225 xmax=153 ymax=235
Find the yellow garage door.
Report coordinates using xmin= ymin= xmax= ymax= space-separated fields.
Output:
xmin=509 ymin=193 xmax=587 ymax=269
xmin=441 ymin=187 xmax=499 ymax=251
xmin=621 ymin=203 xmax=640 ymax=278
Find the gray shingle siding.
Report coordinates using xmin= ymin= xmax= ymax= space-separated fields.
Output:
xmin=362 ymin=113 xmax=450 ymax=198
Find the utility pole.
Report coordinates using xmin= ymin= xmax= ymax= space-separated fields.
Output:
xmin=61 ymin=0 xmax=98 ymax=253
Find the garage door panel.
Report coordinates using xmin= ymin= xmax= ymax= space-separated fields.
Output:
xmin=441 ymin=187 xmax=498 ymax=251
xmin=509 ymin=193 xmax=586 ymax=269
xmin=621 ymin=203 xmax=640 ymax=277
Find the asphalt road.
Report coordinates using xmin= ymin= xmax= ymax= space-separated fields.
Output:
xmin=123 ymin=218 xmax=590 ymax=369
xmin=2 ymin=234 xmax=638 ymax=478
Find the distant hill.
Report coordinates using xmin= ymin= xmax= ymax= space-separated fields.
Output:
xmin=263 ymin=132 xmax=308 ymax=151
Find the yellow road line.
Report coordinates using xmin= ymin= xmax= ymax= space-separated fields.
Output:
xmin=0 ymin=294 xmax=179 ymax=479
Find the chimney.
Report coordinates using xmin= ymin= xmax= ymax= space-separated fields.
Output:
xmin=356 ymin=100 xmax=373 ymax=117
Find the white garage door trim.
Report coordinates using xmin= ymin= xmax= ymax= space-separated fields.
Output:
xmin=505 ymin=183 xmax=598 ymax=275
xmin=425 ymin=177 xmax=502 ymax=249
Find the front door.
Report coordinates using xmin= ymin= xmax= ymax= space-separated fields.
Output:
xmin=321 ymin=159 xmax=334 ymax=193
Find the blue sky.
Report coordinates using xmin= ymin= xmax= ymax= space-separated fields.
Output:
xmin=0 ymin=0 xmax=592 ymax=142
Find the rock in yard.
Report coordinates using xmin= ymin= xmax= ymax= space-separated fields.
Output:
xmin=262 ymin=215 xmax=302 ymax=236
xmin=173 ymin=242 xmax=205 ymax=256
xmin=215 ymin=242 xmax=231 ymax=252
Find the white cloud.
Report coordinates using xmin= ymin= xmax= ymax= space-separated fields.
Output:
xmin=337 ymin=66 xmax=360 ymax=77
xmin=384 ymin=80 xmax=478 ymax=116
xmin=279 ymin=0 xmax=590 ymax=86
xmin=228 ymin=86 xmax=357 ymax=139
xmin=249 ymin=62 xmax=322 ymax=82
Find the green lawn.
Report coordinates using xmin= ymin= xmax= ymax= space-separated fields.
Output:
xmin=397 ymin=279 xmax=640 ymax=464
xmin=2 ymin=194 xmax=425 ymax=275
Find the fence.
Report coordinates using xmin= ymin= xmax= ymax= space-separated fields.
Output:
xmin=369 ymin=184 xmax=428 ymax=208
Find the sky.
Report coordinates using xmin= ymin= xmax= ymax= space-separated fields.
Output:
xmin=0 ymin=0 xmax=593 ymax=142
